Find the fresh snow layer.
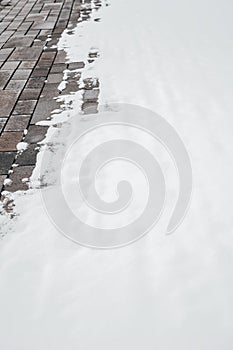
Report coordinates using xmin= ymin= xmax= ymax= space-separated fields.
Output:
xmin=0 ymin=0 xmax=233 ymax=349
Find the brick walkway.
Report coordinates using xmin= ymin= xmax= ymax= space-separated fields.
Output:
xmin=0 ymin=0 xmax=100 ymax=196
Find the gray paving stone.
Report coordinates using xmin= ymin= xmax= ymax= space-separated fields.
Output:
xmin=6 ymin=165 xmax=34 ymax=191
xmin=24 ymin=125 xmax=48 ymax=143
xmin=4 ymin=36 xmax=35 ymax=48
xmin=13 ymin=100 xmax=37 ymax=115
xmin=6 ymin=79 xmax=27 ymax=90
xmin=9 ymin=46 xmax=43 ymax=61
xmin=0 ymin=70 xmax=13 ymax=89
xmin=0 ymin=118 xmax=7 ymax=133
xmin=12 ymin=69 xmax=31 ymax=80
xmin=0 ymin=152 xmax=16 ymax=175
xmin=19 ymin=88 xmax=41 ymax=100
xmin=0 ymin=90 xmax=19 ymax=117
xmin=5 ymin=115 xmax=30 ymax=131
xmin=16 ymin=143 xmax=39 ymax=166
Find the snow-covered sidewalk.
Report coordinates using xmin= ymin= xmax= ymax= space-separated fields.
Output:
xmin=0 ymin=0 xmax=233 ymax=349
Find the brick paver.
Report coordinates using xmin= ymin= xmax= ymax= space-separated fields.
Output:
xmin=0 ymin=0 xmax=102 ymax=196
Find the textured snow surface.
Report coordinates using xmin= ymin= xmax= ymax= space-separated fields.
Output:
xmin=0 ymin=0 xmax=233 ymax=349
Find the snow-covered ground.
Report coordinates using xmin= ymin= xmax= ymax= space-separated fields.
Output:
xmin=0 ymin=0 xmax=233 ymax=349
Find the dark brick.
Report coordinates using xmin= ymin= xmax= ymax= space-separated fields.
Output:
xmin=26 ymin=77 xmax=45 ymax=89
xmin=24 ymin=125 xmax=48 ymax=144
xmin=0 ymin=152 xmax=16 ymax=175
xmin=6 ymin=165 xmax=34 ymax=192
xmin=16 ymin=144 xmax=39 ymax=166
xmin=0 ymin=175 xmax=7 ymax=191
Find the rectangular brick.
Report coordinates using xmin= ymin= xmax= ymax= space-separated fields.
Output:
xmin=0 ymin=175 xmax=7 ymax=191
xmin=0 ymin=91 xmax=19 ymax=118
xmin=24 ymin=125 xmax=48 ymax=143
xmin=1 ymin=60 xmax=20 ymax=70
xmin=19 ymin=88 xmax=41 ymax=100
xmin=6 ymin=165 xmax=34 ymax=192
xmin=13 ymin=100 xmax=37 ymax=115
xmin=6 ymin=79 xmax=27 ymax=90
xmin=0 ymin=70 xmax=13 ymax=89
xmin=19 ymin=61 xmax=37 ymax=69
xmin=0 ymin=118 xmax=7 ymax=133
xmin=5 ymin=115 xmax=30 ymax=132
xmin=12 ymin=69 xmax=31 ymax=80
xmin=9 ymin=47 xmax=42 ymax=61
xmin=0 ymin=132 xmax=23 ymax=152
xmin=0 ymin=151 xmax=16 ymax=175
xmin=26 ymin=77 xmax=45 ymax=89
xmin=0 ymin=47 xmax=14 ymax=61
xmin=4 ymin=36 xmax=35 ymax=48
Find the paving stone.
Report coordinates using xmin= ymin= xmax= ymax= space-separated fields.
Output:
xmin=5 ymin=115 xmax=30 ymax=131
xmin=0 ymin=90 xmax=19 ymax=117
xmin=83 ymin=89 xmax=99 ymax=101
xmin=0 ymin=0 xmax=84 ymax=193
xmin=0 ymin=152 xmax=16 ymax=175
xmin=68 ymin=61 xmax=85 ymax=70
xmin=0 ymin=175 xmax=7 ymax=191
xmin=0 ymin=70 xmax=13 ymax=89
xmin=9 ymin=46 xmax=43 ymax=61
xmin=0 ymin=131 xmax=23 ymax=151
xmin=0 ymin=118 xmax=7 ymax=133
xmin=6 ymin=79 xmax=27 ymax=90
xmin=24 ymin=125 xmax=48 ymax=143
xmin=16 ymin=143 xmax=39 ymax=166
xmin=1 ymin=60 xmax=20 ymax=70
xmin=31 ymin=67 xmax=50 ymax=77
xmin=50 ymin=63 xmax=66 ymax=73
xmin=26 ymin=77 xmax=45 ymax=89
xmin=20 ymin=60 xmax=37 ymax=69
xmin=19 ymin=88 xmax=41 ymax=100
xmin=0 ymin=47 xmax=13 ymax=60
xmin=13 ymin=100 xmax=37 ymax=115
xmin=47 ymin=73 xmax=63 ymax=83
xmin=82 ymin=101 xmax=98 ymax=115
xmin=31 ymin=21 xmax=56 ymax=30
xmin=31 ymin=96 xmax=59 ymax=123
xmin=4 ymin=36 xmax=35 ymax=48
xmin=12 ymin=69 xmax=31 ymax=80
xmin=6 ymin=165 xmax=34 ymax=192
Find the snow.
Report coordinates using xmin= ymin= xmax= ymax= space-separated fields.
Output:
xmin=0 ymin=0 xmax=233 ymax=349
